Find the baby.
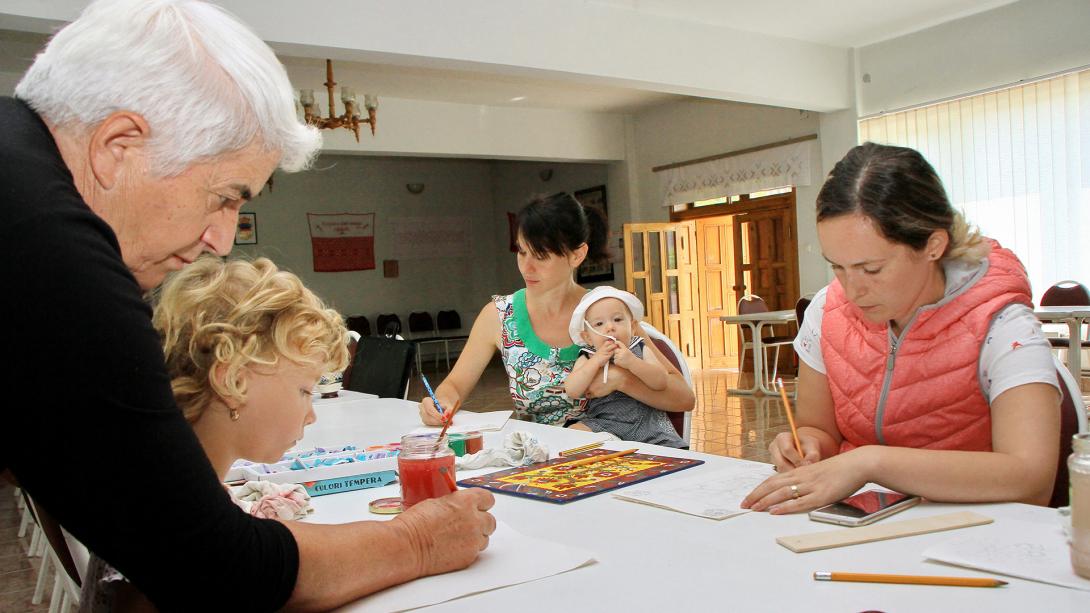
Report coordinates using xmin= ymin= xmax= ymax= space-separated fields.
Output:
xmin=152 ymin=256 xmax=350 ymax=516
xmin=564 ymin=287 xmax=687 ymax=448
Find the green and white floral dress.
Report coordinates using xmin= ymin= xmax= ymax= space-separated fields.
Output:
xmin=495 ymin=290 xmax=586 ymax=425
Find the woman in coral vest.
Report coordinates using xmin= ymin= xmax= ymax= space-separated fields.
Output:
xmin=743 ymin=143 xmax=1061 ymax=514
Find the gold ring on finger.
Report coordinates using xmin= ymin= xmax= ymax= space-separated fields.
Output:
xmin=790 ymin=484 xmax=800 ymax=499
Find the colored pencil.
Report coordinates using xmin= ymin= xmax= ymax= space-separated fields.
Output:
xmin=813 ymin=571 xmax=1007 ymax=588
xmin=420 ymin=374 xmax=444 ymax=418
xmin=777 ymin=377 xmax=803 ymax=458
xmin=559 ymin=441 xmax=606 ymax=456
xmin=562 ymin=448 xmax=638 ymax=468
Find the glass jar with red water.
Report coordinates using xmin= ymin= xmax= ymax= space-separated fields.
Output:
xmin=398 ymin=433 xmax=456 ymax=508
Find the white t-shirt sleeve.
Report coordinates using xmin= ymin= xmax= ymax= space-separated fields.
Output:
xmin=792 ymin=287 xmax=828 ymax=374
xmin=978 ymin=303 xmax=1060 ymax=403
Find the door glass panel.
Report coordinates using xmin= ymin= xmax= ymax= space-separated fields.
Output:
xmin=665 ymin=231 xmax=677 ymax=269
xmin=649 ymin=233 xmax=662 ymax=293
xmin=631 ymin=233 xmax=644 ymax=273
xmin=633 ymin=278 xmax=646 ymax=307
xmin=668 ymin=276 xmax=679 ymax=315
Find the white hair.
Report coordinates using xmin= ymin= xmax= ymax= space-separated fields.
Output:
xmin=14 ymin=0 xmax=320 ymax=175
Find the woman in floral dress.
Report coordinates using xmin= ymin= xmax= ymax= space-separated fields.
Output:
xmin=418 ymin=193 xmax=694 ymax=426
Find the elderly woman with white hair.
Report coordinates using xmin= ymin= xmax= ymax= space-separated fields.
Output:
xmin=2 ymin=1 xmax=494 ymax=610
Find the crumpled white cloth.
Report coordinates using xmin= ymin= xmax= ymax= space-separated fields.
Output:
xmin=233 ymin=480 xmax=313 ymax=520
xmin=456 ymin=431 xmax=549 ymax=469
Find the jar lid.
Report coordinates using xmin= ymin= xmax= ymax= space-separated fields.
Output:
xmin=1074 ymin=432 xmax=1090 ymax=453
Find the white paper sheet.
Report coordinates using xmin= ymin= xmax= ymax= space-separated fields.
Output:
xmin=409 ymin=410 xmax=513 ymax=435
xmin=923 ymin=518 xmax=1090 ymax=591
xmin=611 ymin=462 xmax=775 ymax=520
xmin=340 ymin=521 xmax=596 ymax=612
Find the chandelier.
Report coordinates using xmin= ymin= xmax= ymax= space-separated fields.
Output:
xmin=299 ymin=59 xmax=378 ymax=141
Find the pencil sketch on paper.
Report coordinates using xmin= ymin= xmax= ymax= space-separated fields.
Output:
xmin=923 ymin=519 xmax=1090 ymax=592
xmin=613 ymin=463 xmax=775 ymax=520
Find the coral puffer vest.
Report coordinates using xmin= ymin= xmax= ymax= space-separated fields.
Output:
xmin=821 ymin=240 xmax=1031 ymax=454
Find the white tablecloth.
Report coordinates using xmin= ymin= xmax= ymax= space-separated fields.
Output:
xmin=298 ymin=398 xmax=1085 ymax=612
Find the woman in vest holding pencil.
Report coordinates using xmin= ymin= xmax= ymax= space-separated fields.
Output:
xmin=744 ymin=142 xmax=1061 ymax=513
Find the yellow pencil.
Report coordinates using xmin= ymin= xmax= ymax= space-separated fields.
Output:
xmin=559 ymin=441 xmax=605 ymax=456
xmin=562 ymin=448 xmax=638 ymax=468
xmin=813 ymin=571 xmax=1007 ymax=588
xmin=777 ymin=377 xmax=803 ymax=458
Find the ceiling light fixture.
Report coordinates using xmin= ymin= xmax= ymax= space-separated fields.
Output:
xmin=299 ymin=59 xmax=378 ymax=141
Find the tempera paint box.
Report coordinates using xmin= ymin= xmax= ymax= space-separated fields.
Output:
xmin=237 ymin=446 xmax=400 ymax=497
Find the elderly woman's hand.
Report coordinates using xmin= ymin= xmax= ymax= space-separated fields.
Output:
xmin=393 ymin=488 xmax=497 ymax=577
xmin=741 ymin=448 xmax=873 ymax=514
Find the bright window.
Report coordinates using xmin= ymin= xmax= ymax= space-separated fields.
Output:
xmin=858 ymin=69 xmax=1090 ymax=302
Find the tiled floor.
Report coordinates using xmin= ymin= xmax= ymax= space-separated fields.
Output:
xmin=0 ymin=361 xmax=788 ymax=609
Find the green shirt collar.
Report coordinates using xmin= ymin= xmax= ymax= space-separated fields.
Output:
xmin=512 ymin=288 xmax=582 ymax=361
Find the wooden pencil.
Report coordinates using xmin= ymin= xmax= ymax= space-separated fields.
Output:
xmin=562 ymin=448 xmax=638 ymax=468
xmin=777 ymin=377 xmax=803 ymax=458
xmin=813 ymin=571 xmax=1007 ymax=588
xmin=559 ymin=441 xmax=605 ymax=456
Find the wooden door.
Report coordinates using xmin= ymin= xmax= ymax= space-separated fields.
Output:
xmin=732 ymin=206 xmax=800 ymax=373
xmin=731 ymin=206 xmax=799 ymax=311
xmin=695 ymin=216 xmax=739 ymax=369
xmin=623 ymin=221 xmax=700 ymax=371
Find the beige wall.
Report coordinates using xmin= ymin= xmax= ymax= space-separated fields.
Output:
xmin=628 ymin=98 xmax=828 ymax=294
xmin=232 ymin=154 xmax=608 ymax=345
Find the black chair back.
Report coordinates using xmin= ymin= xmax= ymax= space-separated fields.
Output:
xmin=408 ymin=312 xmax=436 ymax=337
xmin=346 ymin=335 xmax=416 ymax=399
xmin=346 ymin=315 xmax=371 ymax=338
xmin=376 ymin=313 xmax=402 ymax=337
xmin=437 ymin=310 xmax=463 ymax=332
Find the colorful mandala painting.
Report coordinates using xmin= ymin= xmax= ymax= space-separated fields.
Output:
xmin=457 ymin=449 xmax=703 ymax=503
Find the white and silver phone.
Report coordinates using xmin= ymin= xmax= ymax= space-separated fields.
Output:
xmin=808 ymin=489 xmax=920 ymax=527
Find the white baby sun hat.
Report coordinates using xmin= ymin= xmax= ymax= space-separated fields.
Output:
xmin=568 ymin=286 xmax=645 ymax=345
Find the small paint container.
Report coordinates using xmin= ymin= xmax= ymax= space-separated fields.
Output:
xmin=447 ymin=431 xmax=484 ymax=456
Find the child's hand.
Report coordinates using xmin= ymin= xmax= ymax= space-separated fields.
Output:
xmin=590 ymin=342 xmax=615 ymax=366
xmin=612 ymin=341 xmax=636 ymax=368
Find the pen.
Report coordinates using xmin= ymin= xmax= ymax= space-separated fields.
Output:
xmin=420 ymin=373 xmax=444 ymax=418
xmin=813 ymin=571 xmax=1007 ymax=588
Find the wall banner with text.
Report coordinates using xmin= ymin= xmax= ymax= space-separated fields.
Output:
xmin=307 ymin=212 xmax=376 ymax=272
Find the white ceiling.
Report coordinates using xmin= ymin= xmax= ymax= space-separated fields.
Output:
xmin=592 ymin=0 xmax=1018 ymax=48
xmin=0 ymin=1 xmax=1018 ymax=113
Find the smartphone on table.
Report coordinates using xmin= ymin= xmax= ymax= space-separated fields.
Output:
xmin=808 ymin=489 xmax=920 ymax=527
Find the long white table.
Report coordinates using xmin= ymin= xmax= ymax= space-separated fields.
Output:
xmin=298 ymin=397 xmax=1084 ymax=612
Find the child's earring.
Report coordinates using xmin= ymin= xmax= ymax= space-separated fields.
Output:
xmin=229 ymin=408 xmax=240 ymax=422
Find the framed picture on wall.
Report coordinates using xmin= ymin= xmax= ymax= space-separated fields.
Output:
xmin=235 ymin=212 xmax=257 ymax=245
xmin=574 ymin=185 xmax=614 ymax=283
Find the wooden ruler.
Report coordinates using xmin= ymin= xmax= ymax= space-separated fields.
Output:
xmin=776 ymin=511 xmax=993 ymax=553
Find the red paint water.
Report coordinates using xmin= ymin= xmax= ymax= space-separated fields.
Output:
xmin=398 ymin=454 xmax=456 ymax=508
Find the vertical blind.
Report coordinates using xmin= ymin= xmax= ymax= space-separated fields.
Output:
xmin=858 ymin=69 xmax=1090 ymax=302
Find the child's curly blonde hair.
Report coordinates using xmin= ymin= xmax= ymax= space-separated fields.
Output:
xmin=152 ymin=256 xmax=350 ymax=423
